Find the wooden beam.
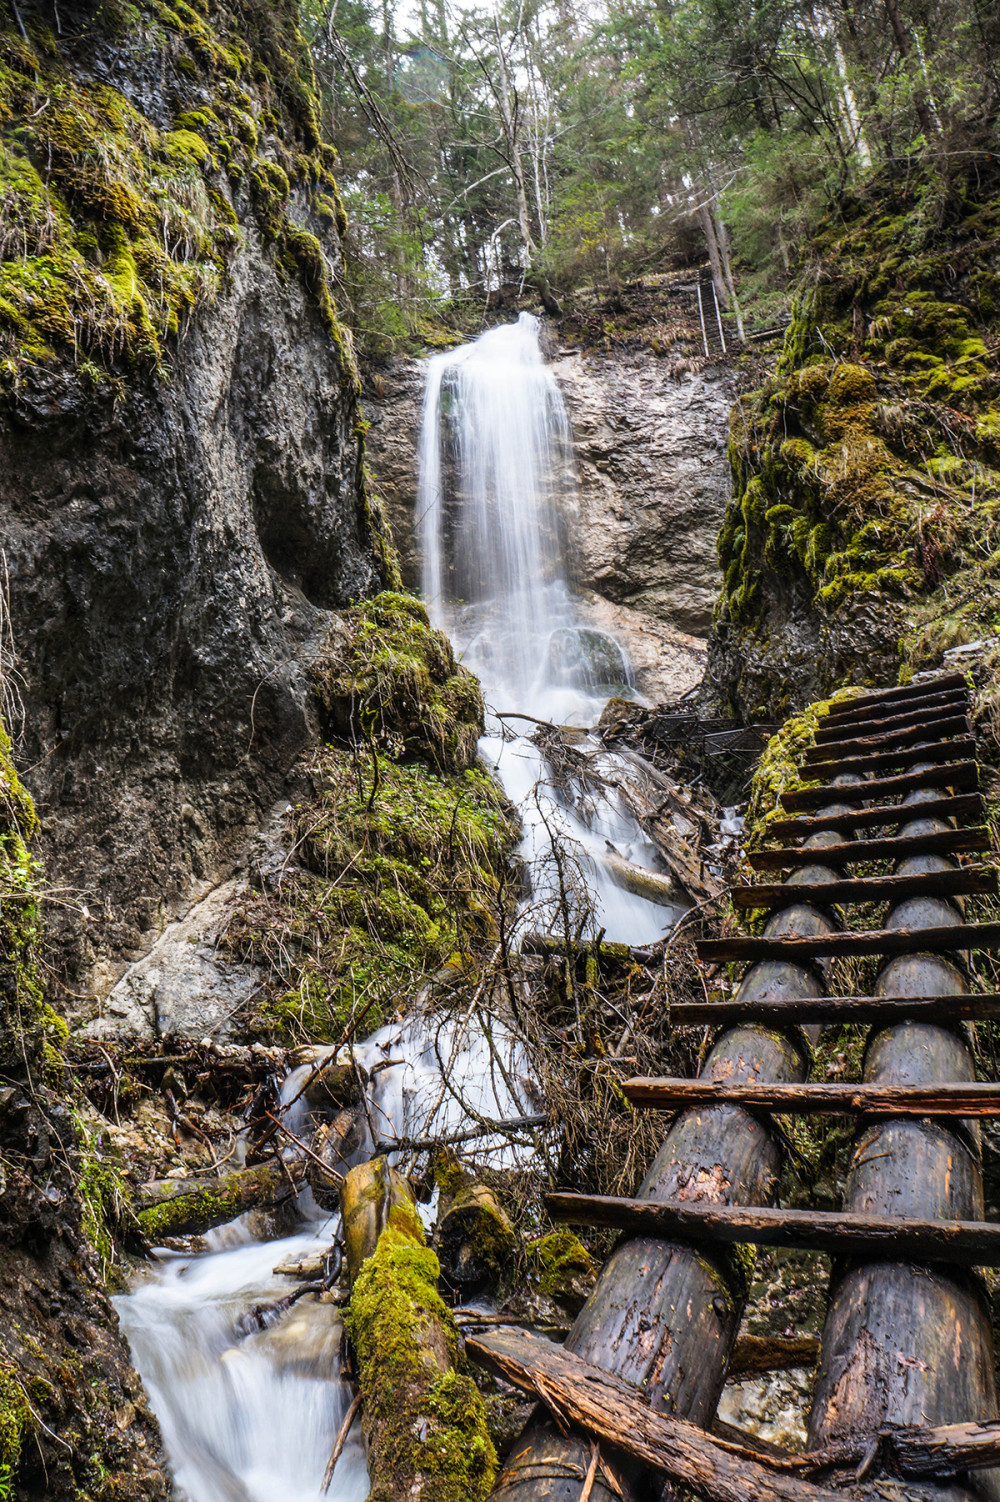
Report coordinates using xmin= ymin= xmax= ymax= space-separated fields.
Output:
xmin=466 ymin=1329 xmax=845 ymax=1502
xmin=620 ymin=1077 xmax=1000 ymax=1119
xmin=765 ymin=793 xmax=983 ymax=839
xmin=731 ymin=865 xmax=997 ymax=910
xmin=779 ymin=761 xmax=978 ymax=811
xmin=804 ymin=735 xmax=976 ymax=781
xmin=814 ymin=697 xmax=970 ymax=743
xmin=696 ymin=921 xmax=1000 ymax=964
xmin=545 ymin=1190 xmax=1000 ymax=1262
xmin=803 ymin=714 xmax=971 ymax=763
xmin=824 ymin=674 xmax=966 ymax=718
xmin=665 ymin=993 xmax=1000 ymax=1027
xmin=748 ymin=825 xmax=991 ymax=870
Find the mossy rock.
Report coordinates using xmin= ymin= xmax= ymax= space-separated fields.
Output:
xmin=526 ymin=1229 xmax=596 ymax=1316
xmin=311 ymin=591 xmax=484 ymax=774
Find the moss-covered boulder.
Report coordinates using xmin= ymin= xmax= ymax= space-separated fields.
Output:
xmin=311 ymin=591 xmax=484 ymax=774
xmin=704 ymin=153 xmax=1000 ymax=720
xmin=525 ymin=1229 xmax=596 ymax=1317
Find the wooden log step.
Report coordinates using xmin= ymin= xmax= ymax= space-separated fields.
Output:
xmin=665 ymin=993 xmax=1000 ymax=1028
xmin=696 ymin=921 xmax=1000 ymax=964
xmin=823 ymin=686 xmax=968 ymax=731
xmin=621 ymin=1077 xmax=1000 ymax=1118
xmin=804 ymin=734 xmax=976 ymax=781
xmin=732 ymin=865 xmax=998 ymax=911
xmin=765 ymin=793 xmax=983 ymax=839
xmin=545 ymin=1189 xmax=1000 ymax=1263
xmin=748 ymin=825 xmax=991 ymax=870
xmin=824 ymin=673 xmax=966 ymax=719
xmin=814 ymin=695 xmax=969 ymax=743
xmin=779 ymin=760 xmax=978 ymax=811
xmin=802 ymin=714 xmax=971 ymax=763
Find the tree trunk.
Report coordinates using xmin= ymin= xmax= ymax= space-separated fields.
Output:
xmin=135 ymin=1160 xmax=303 ymax=1242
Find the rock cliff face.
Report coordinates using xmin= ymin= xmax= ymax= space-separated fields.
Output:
xmin=1 ymin=0 xmax=391 ymax=1008
xmin=366 ymin=342 xmax=731 ymax=702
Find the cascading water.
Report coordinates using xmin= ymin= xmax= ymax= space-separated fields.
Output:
xmin=419 ymin=312 xmax=686 ymax=945
xmin=115 ymin=311 xmax=680 ymax=1501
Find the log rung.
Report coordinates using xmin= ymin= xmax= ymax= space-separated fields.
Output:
xmin=748 ymin=825 xmax=991 ymax=871
xmin=545 ymin=1190 xmax=1000 ymax=1264
xmin=667 ymin=994 xmax=1000 ymax=1027
xmin=803 ymin=714 xmax=971 ymax=763
xmin=622 ymin=1077 xmax=1000 ymax=1117
xmin=824 ymin=673 xmax=967 ymax=719
xmin=804 ymin=735 xmax=976 ymax=781
xmin=779 ymin=761 xmax=979 ymax=811
xmin=732 ymin=865 xmax=998 ymax=910
xmin=814 ymin=695 xmax=970 ymax=743
xmin=765 ymin=793 xmax=983 ymax=840
xmin=696 ymin=922 xmax=1000 ymax=963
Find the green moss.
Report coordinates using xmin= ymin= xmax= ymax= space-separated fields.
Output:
xmin=229 ymin=740 xmax=517 ymax=1044
xmin=0 ymin=1367 xmax=29 ymax=1495
xmin=744 ymin=689 xmax=861 ymax=850
xmin=346 ymin=1226 xmax=497 ymax=1502
xmin=313 ymin=592 xmax=484 ymax=774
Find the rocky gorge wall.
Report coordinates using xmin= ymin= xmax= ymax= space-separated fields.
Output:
xmin=366 ymin=331 xmax=732 ymax=704
xmin=0 ymin=0 xmax=393 ymax=1011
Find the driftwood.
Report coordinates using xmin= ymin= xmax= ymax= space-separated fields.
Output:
xmin=622 ymin=1076 xmax=1000 ymax=1116
xmin=340 ymin=1157 xmax=418 ymax=1284
xmin=467 ymin=1328 xmax=843 ymax=1502
xmin=544 ymin=1191 xmax=1000 ymax=1264
xmin=136 ymin=1159 xmax=304 ymax=1241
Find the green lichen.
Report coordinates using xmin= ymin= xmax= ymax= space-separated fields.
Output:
xmin=744 ymin=689 xmax=861 ymax=851
xmin=0 ymin=1366 xmax=29 ymax=1496
xmin=526 ymin=1229 xmax=595 ymax=1314
xmin=346 ymin=1226 xmax=497 ymax=1502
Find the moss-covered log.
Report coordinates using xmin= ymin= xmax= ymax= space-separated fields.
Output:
xmin=341 ymin=1158 xmax=424 ymax=1285
xmin=344 ymin=1174 xmax=497 ymax=1502
xmin=136 ymin=1160 xmax=303 ymax=1242
xmin=436 ymin=1181 xmax=516 ymax=1294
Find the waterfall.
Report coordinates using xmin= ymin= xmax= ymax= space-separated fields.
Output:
xmin=418 ymin=312 xmax=684 ymax=945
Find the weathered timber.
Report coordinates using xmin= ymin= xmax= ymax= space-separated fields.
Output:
xmin=891 ymin=1418 xmax=1000 ymax=1478
xmin=766 ymin=792 xmax=984 ymax=839
xmin=732 ymin=865 xmax=997 ymax=909
xmin=748 ymin=825 xmax=991 ymax=870
xmin=544 ymin=1192 xmax=1000 ymax=1263
xmin=136 ymin=1159 xmax=304 ymax=1242
xmin=665 ymin=993 xmax=1000 ymax=1027
xmin=803 ymin=713 xmax=971 ymax=763
xmin=780 ymin=761 xmax=979 ymax=811
xmin=814 ymin=696 xmax=970 ymax=742
xmin=340 ymin=1157 xmax=419 ymax=1284
xmin=804 ymin=734 xmax=976 ymax=780
xmin=469 ymin=1329 xmax=844 ymax=1502
xmin=696 ymin=921 xmax=1000 ymax=962
xmin=622 ymin=1077 xmax=1000 ymax=1116
xmin=436 ymin=1181 xmax=517 ymax=1293
xmin=728 ymin=1334 xmax=821 ymax=1376
xmin=824 ymin=673 xmax=966 ymax=717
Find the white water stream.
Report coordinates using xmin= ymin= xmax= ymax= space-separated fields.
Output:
xmin=117 ymin=312 xmax=682 ymax=1499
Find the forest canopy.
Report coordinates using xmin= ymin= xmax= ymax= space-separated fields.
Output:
xmin=302 ymin=0 xmax=1000 ymax=354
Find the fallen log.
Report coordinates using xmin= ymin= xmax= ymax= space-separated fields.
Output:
xmin=136 ymin=1159 xmax=303 ymax=1242
xmin=727 ymin=1334 xmax=821 ymax=1377
xmin=436 ymin=1180 xmax=516 ymax=1294
xmin=340 ymin=1156 xmax=422 ymax=1285
xmin=467 ymin=1328 xmax=843 ymax=1502
xmin=601 ymin=850 xmax=686 ymax=908
xmin=544 ymin=1191 xmax=1000 ymax=1264
xmin=308 ymin=1107 xmax=363 ymax=1210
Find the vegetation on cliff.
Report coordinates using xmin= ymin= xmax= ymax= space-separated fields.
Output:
xmin=0 ymin=0 xmax=358 ymax=394
xmin=230 ymin=592 xmax=518 ymax=1044
xmin=708 ymin=152 xmax=1000 ymax=717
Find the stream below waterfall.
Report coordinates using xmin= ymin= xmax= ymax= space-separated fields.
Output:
xmin=117 ymin=312 xmax=688 ymax=1500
